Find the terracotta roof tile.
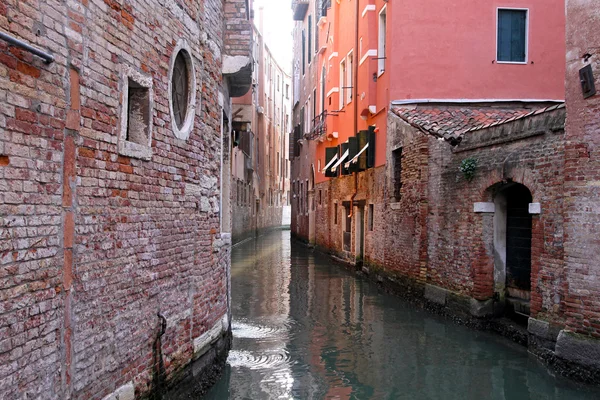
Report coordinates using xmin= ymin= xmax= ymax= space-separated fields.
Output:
xmin=391 ymin=103 xmax=565 ymax=140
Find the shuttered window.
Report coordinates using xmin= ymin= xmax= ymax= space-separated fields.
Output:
xmin=340 ymin=142 xmax=350 ymax=176
xmin=347 ymin=137 xmax=359 ymax=173
xmin=367 ymin=125 xmax=376 ymax=168
xmin=308 ymin=16 xmax=312 ymax=64
xmin=497 ymin=9 xmax=527 ymax=63
xmin=324 ymin=147 xmax=338 ymax=178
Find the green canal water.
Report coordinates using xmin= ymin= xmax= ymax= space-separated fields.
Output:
xmin=203 ymin=230 xmax=600 ymax=399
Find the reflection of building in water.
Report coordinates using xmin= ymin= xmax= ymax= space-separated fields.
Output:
xmin=229 ymin=233 xmax=295 ymax=399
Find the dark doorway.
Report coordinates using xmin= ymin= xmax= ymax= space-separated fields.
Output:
xmin=502 ymin=184 xmax=532 ymax=320
xmin=343 ymin=206 xmax=351 ymax=252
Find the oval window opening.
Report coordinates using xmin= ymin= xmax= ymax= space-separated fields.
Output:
xmin=172 ymin=51 xmax=189 ymax=130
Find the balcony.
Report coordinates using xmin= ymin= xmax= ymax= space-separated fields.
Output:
xmin=292 ymin=0 xmax=309 ymax=21
xmin=305 ymin=111 xmax=328 ymax=141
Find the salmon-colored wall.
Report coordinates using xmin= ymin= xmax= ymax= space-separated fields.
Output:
xmin=313 ymin=0 xmax=564 ymax=185
xmin=315 ymin=0 xmax=390 ymax=184
xmin=388 ymin=0 xmax=565 ymax=100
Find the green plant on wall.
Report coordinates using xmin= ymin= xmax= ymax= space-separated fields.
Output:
xmin=459 ymin=157 xmax=478 ymax=182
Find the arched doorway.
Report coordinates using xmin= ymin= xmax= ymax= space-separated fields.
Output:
xmin=493 ymin=183 xmax=533 ymax=321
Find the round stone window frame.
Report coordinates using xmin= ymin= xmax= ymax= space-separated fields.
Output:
xmin=168 ymin=39 xmax=197 ymax=140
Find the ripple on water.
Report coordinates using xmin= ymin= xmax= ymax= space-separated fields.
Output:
xmin=227 ymin=349 xmax=292 ymax=370
xmin=231 ymin=319 xmax=296 ymax=341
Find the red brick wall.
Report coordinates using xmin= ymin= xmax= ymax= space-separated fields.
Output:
xmin=311 ymin=107 xmax=567 ymax=323
xmin=563 ymin=0 xmax=600 ymax=338
xmin=424 ymin=110 xmax=566 ymax=312
xmin=224 ymin=0 xmax=252 ymax=58
xmin=0 ymin=0 xmax=237 ymax=398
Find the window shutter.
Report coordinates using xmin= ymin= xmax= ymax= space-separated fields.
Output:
xmin=340 ymin=142 xmax=350 ymax=175
xmin=308 ymin=16 xmax=312 ymax=64
xmin=357 ymin=130 xmax=368 ymax=171
xmin=348 ymin=136 xmax=359 ymax=173
xmin=367 ymin=126 xmax=376 ymax=168
xmin=498 ymin=10 xmax=526 ymax=62
xmin=294 ymin=125 xmax=301 ymax=157
xmin=324 ymin=146 xmax=338 ymax=177
xmin=497 ymin=11 xmax=511 ymax=61
xmin=511 ymin=11 xmax=526 ymax=62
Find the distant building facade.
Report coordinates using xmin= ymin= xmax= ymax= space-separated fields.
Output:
xmin=288 ymin=0 xmax=600 ymax=382
xmin=0 ymin=0 xmax=252 ymax=398
xmin=231 ymin=10 xmax=292 ymax=244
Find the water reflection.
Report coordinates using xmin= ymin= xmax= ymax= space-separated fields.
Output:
xmin=203 ymin=231 xmax=600 ymax=400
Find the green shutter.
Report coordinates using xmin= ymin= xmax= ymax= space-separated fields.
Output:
xmin=367 ymin=126 xmax=376 ymax=168
xmin=324 ymin=146 xmax=338 ymax=178
xmin=340 ymin=142 xmax=350 ymax=175
xmin=348 ymin=136 xmax=359 ymax=173
xmin=357 ymin=130 xmax=368 ymax=171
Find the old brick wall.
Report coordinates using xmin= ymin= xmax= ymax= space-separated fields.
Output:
xmin=563 ymin=0 xmax=600 ymax=338
xmin=313 ymin=107 xmax=567 ymax=325
xmin=383 ymin=115 xmax=430 ymax=283
xmin=0 ymin=0 xmax=235 ymax=398
xmin=314 ymin=166 xmax=385 ymax=265
xmin=424 ymin=109 xmax=566 ymax=317
xmin=231 ymin=177 xmax=254 ymax=242
xmin=224 ymin=0 xmax=251 ymax=58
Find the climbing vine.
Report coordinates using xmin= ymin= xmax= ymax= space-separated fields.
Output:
xmin=459 ymin=157 xmax=478 ymax=182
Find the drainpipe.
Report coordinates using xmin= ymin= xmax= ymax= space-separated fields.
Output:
xmin=0 ymin=31 xmax=54 ymax=63
xmin=348 ymin=0 xmax=360 ymax=218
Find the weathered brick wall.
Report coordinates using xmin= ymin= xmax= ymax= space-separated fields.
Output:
xmin=425 ymin=110 xmax=566 ymax=314
xmin=313 ymin=108 xmax=567 ymax=324
xmin=314 ymin=166 xmax=385 ymax=264
xmin=383 ymin=116 xmax=429 ymax=283
xmin=563 ymin=0 xmax=600 ymax=338
xmin=0 ymin=0 xmax=237 ymax=398
xmin=224 ymin=0 xmax=251 ymax=58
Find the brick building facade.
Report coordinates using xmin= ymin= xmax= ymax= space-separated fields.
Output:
xmin=231 ymin=10 xmax=291 ymax=244
xmin=554 ymin=0 xmax=600 ymax=376
xmin=291 ymin=0 xmax=600 ymax=382
xmin=0 ymin=0 xmax=252 ymax=398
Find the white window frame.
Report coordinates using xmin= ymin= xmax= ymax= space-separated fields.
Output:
xmin=339 ymin=59 xmax=346 ymax=110
xmin=378 ymin=5 xmax=387 ymax=76
xmin=495 ymin=7 xmax=529 ymax=65
xmin=346 ymin=50 xmax=353 ymax=105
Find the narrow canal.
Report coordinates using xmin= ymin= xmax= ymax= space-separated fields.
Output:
xmin=203 ymin=230 xmax=600 ymax=399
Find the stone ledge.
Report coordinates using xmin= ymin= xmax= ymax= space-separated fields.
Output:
xmin=424 ymin=284 xmax=448 ymax=305
xmin=193 ymin=314 xmax=229 ymax=359
xmin=101 ymin=382 xmax=134 ymax=400
xmin=556 ymin=330 xmax=600 ymax=369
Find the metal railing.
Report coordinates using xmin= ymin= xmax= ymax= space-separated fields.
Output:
xmin=304 ymin=110 xmax=328 ymax=140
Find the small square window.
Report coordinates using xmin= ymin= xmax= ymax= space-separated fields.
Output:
xmin=497 ymin=9 xmax=527 ymax=63
xmin=118 ymin=65 xmax=153 ymax=160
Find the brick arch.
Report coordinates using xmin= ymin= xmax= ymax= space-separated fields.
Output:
xmin=478 ymin=170 xmax=538 ymax=203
